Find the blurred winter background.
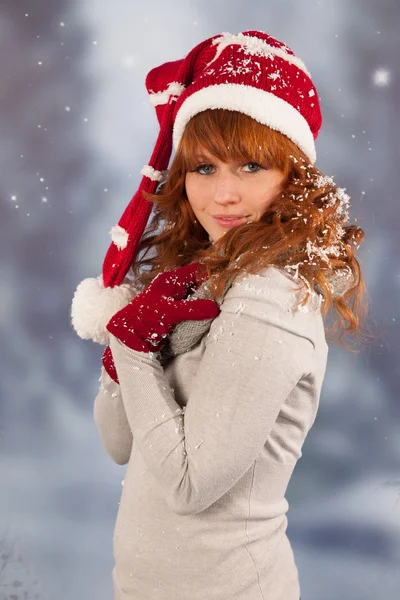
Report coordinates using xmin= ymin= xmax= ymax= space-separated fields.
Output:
xmin=0 ymin=0 xmax=399 ymax=598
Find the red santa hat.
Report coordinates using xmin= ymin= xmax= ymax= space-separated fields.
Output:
xmin=71 ymin=30 xmax=323 ymax=344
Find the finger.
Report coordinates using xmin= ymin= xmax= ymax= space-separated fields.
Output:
xmin=172 ymin=298 xmax=221 ymax=321
xmin=155 ymin=263 xmax=208 ymax=300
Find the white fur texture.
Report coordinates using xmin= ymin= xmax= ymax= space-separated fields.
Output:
xmin=172 ymin=84 xmax=316 ymax=162
xmin=140 ymin=165 xmax=169 ymax=182
xmin=70 ymin=275 xmax=139 ymax=344
xmin=109 ymin=224 xmax=129 ymax=250
xmin=149 ymin=82 xmax=186 ymax=106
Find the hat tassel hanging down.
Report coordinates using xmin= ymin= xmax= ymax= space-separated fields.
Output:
xmin=70 ymin=39 xmax=212 ymax=344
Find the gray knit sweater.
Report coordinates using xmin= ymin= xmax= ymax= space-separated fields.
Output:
xmin=94 ymin=265 xmax=331 ymax=599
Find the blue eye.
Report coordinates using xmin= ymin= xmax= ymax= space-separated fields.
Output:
xmin=244 ymin=162 xmax=262 ymax=172
xmin=194 ymin=164 xmax=214 ymax=175
xmin=189 ymin=162 xmax=263 ymax=175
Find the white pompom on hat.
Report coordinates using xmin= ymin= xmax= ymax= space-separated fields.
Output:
xmin=71 ymin=276 xmax=139 ymax=345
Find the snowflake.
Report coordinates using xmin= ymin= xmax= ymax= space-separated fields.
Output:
xmin=372 ymin=68 xmax=391 ymax=87
xmin=207 ymin=32 xmax=310 ymax=77
xmin=305 ymin=238 xmax=342 ymax=269
xmin=268 ymin=72 xmax=281 ymax=81
xmin=314 ymin=174 xmax=335 ymax=189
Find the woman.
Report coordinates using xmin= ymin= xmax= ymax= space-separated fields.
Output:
xmin=71 ymin=30 xmax=367 ymax=599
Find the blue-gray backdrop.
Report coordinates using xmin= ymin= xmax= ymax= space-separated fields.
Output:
xmin=1 ymin=1 xmax=399 ymax=599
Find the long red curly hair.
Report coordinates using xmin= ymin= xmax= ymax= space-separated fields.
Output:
xmin=131 ymin=109 xmax=376 ymax=353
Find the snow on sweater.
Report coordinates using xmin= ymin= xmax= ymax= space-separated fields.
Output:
xmin=93 ymin=265 xmax=329 ymax=600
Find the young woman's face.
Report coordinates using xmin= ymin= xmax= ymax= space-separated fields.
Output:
xmin=185 ymin=149 xmax=285 ymax=242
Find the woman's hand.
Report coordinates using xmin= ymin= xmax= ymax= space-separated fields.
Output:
xmin=105 ymin=263 xmax=220 ymax=354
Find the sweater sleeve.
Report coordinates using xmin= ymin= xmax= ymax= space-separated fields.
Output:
xmin=93 ymin=366 xmax=133 ymax=465
xmin=109 ymin=267 xmax=318 ymax=515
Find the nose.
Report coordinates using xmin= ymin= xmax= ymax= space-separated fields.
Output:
xmin=212 ymin=170 xmax=241 ymax=205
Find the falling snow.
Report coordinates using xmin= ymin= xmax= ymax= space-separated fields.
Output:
xmin=372 ymin=68 xmax=391 ymax=86
xmin=4 ymin=8 xmax=398 ymax=600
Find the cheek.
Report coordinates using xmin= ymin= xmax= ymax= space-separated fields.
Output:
xmin=185 ymin=177 xmax=206 ymax=210
xmin=185 ymin=176 xmax=197 ymax=202
xmin=260 ymin=178 xmax=284 ymax=202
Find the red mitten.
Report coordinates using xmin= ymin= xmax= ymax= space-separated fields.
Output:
xmin=101 ymin=345 xmax=119 ymax=384
xmin=106 ymin=263 xmax=220 ymax=354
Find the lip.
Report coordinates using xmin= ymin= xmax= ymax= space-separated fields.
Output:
xmin=212 ymin=215 xmax=250 ymax=228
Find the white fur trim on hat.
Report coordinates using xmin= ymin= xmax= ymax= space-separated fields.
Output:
xmin=140 ymin=165 xmax=169 ymax=182
xmin=70 ymin=276 xmax=139 ymax=344
xmin=209 ymin=32 xmax=311 ymax=78
xmin=109 ymin=225 xmax=129 ymax=250
xmin=149 ymin=82 xmax=186 ymax=106
xmin=172 ymin=83 xmax=316 ymax=163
